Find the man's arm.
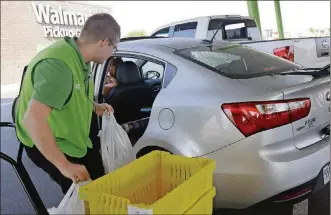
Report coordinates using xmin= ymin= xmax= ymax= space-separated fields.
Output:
xmin=23 ymin=59 xmax=89 ymax=183
xmin=23 ymin=99 xmax=89 ymax=182
xmin=23 ymin=98 xmax=67 ymax=169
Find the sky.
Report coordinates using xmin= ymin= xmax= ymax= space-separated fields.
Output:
xmin=86 ymin=1 xmax=330 ymax=36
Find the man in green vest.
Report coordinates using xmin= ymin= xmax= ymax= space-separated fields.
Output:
xmin=15 ymin=13 xmax=120 ymax=193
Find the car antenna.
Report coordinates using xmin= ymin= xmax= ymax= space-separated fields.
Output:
xmin=202 ymin=20 xmax=223 ymax=44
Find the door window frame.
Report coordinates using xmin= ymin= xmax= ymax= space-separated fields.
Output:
xmin=91 ymin=51 xmax=178 ymax=129
xmin=91 ymin=51 xmax=178 ymax=103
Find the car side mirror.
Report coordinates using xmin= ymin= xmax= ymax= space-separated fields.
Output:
xmin=144 ymin=70 xmax=161 ymax=79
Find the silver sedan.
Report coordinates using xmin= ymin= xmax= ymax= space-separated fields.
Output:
xmin=93 ymin=37 xmax=330 ymax=210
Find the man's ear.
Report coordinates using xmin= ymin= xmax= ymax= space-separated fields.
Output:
xmin=99 ymin=39 xmax=108 ymax=48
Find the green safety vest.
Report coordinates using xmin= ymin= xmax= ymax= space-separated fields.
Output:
xmin=15 ymin=39 xmax=94 ymax=158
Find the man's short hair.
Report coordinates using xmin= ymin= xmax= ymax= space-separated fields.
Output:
xmin=80 ymin=13 xmax=121 ymax=43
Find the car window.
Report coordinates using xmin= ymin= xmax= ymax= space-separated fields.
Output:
xmin=224 ymin=22 xmax=246 ymax=39
xmin=152 ymin=27 xmax=170 ymax=37
xmin=207 ymin=19 xmax=256 ymax=40
xmin=173 ymin=22 xmax=197 ymax=38
xmin=174 ymin=45 xmax=301 ymax=79
xmin=141 ymin=61 xmax=164 ymax=80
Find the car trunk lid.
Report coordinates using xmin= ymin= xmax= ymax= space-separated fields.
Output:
xmin=281 ymin=75 xmax=330 ymax=149
xmin=238 ymin=71 xmax=330 ymax=149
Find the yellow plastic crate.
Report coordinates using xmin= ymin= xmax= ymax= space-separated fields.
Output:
xmin=183 ymin=187 xmax=216 ymax=215
xmin=79 ymin=150 xmax=216 ymax=214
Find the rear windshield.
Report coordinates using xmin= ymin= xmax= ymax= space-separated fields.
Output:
xmin=174 ymin=45 xmax=301 ymax=79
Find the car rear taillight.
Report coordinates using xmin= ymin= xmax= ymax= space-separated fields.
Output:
xmin=273 ymin=45 xmax=294 ymax=62
xmin=288 ymin=99 xmax=311 ymax=122
xmin=222 ymin=98 xmax=311 ymax=137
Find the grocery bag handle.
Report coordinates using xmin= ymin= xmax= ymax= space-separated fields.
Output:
xmin=0 ymin=122 xmax=49 ymax=215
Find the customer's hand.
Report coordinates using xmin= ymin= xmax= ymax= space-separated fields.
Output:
xmin=94 ymin=103 xmax=114 ymax=116
xmin=59 ymin=162 xmax=90 ymax=184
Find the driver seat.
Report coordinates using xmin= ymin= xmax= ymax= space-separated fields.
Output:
xmin=106 ymin=61 xmax=153 ymax=124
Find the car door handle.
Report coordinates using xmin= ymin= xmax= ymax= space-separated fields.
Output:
xmin=152 ymin=86 xmax=161 ymax=92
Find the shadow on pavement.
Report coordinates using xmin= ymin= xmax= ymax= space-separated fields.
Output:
xmin=214 ymin=205 xmax=293 ymax=215
xmin=308 ymin=184 xmax=330 ymax=215
xmin=214 ymin=184 xmax=330 ymax=215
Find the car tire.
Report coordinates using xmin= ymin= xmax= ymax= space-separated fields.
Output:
xmin=136 ymin=146 xmax=171 ymax=159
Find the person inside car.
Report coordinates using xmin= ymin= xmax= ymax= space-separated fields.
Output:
xmin=104 ymin=57 xmax=123 ymax=100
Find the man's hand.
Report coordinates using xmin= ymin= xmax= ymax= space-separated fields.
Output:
xmin=94 ymin=102 xmax=114 ymax=116
xmin=59 ymin=162 xmax=90 ymax=184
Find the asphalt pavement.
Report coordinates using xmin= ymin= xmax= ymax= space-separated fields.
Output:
xmin=1 ymin=98 xmax=63 ymax=214
xmin=1 ymin=98 xmax=330 ymax=215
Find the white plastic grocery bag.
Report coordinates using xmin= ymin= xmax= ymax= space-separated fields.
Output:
xmin=47 ymin=180 xmax=91 ymax=214
xmin=100 ymin=111 xmax=135 ymax=174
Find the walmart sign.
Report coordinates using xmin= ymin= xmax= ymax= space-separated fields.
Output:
xmin=31 ymin=2 xmax=93 ymax=38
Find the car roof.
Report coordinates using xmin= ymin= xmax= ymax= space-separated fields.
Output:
xmin=118 ymin=37 xmax=233 ymax=53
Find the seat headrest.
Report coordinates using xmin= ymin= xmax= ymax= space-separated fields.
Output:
xmin=116 ymin=61 xmax=141 ymax=84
